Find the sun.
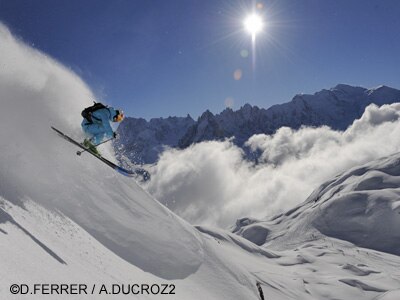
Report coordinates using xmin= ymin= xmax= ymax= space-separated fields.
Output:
xmin=243 ymin=13 xmax=264 ymax=37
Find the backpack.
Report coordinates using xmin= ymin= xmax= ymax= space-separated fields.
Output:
xmin=81 ymin=102 xmax=107 ymax=123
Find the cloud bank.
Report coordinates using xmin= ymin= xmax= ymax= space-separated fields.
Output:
xmin=145 ymin=103 xmax=400 ymax=227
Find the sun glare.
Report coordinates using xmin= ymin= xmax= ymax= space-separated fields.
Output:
xmin=244 ymin=14 xmax=264 ymax=36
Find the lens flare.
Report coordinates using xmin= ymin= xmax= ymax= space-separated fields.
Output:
xmin=233 ymin=69 xmax=243 ymax=80
xmin=224 ymin=97 xmax=234 ymax=108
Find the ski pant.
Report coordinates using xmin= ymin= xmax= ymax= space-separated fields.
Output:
xmin=81 ymin=121 xmax=111 ymax=145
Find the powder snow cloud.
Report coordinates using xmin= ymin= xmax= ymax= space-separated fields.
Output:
xmin=0 ymin=23 xmax=97 ymax=206
xmin=145 ymin=103 xmax=400 ymax=227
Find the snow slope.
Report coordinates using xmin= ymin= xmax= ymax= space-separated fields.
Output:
xmin=1 ymin=23 xmax=400 ymax=300
xmin=0 ymin=199 xmax=264 ymax=300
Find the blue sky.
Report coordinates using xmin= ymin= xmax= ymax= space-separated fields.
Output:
xmin=1 ymin=0 xmax=400 ymax=119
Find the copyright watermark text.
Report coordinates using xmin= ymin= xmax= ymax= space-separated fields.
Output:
xmin=9 ymin=283 xmax=176 ymax=296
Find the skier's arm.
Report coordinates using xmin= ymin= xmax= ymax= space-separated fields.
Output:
xmin=102 ymin=118 xmax=115 ymax=140
xmin=95 ymin=109 xmax=115 ymax=140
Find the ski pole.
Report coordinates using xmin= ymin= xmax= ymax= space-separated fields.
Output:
xmin=77 ymin=137 xmax=115 ymax=156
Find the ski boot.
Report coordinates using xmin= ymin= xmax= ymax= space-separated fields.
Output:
xmin=83 ymin=139 xmax=101 ymax=156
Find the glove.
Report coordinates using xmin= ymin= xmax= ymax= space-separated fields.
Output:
xmin=113 ymin=132 xmax=118 ymax=139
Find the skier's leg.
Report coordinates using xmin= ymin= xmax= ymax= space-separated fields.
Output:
xmin=81 ymin=123 xmax=105 ymax=155
xmin=81 ymin=123 xmax=107 ymax=144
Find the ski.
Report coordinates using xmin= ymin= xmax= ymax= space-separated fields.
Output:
xmin=51 ymin=126 xmax=149 ymax=179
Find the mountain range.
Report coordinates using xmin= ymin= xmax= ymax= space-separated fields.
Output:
xmin=116 ymin=84 xmax=400 ymax=164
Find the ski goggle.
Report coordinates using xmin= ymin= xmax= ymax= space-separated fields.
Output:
xmin=114 ymin=111 xmax=124 ymax=122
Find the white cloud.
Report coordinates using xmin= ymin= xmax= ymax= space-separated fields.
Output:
xmin=145 ymin=103 xmax=400 ymax=228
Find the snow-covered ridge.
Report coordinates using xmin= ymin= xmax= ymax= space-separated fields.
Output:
xmin=234 ymin=152 xmax=400 ymax=256
xmin=118 ymin=84 xmax=400 ymax=164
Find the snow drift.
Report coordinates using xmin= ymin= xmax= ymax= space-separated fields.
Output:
xmin=234 ymin=153 xmax=400 ymax=256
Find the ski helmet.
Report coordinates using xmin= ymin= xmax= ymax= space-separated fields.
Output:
xmin=114 ymin=109 xmax=124 ymax=122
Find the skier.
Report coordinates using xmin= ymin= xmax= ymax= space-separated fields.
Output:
xmin=81 ymin=102 xmax=124 ymax=155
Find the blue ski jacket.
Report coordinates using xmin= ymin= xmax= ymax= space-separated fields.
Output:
xmin=81 ymin=107 xmax=118 ymax=144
